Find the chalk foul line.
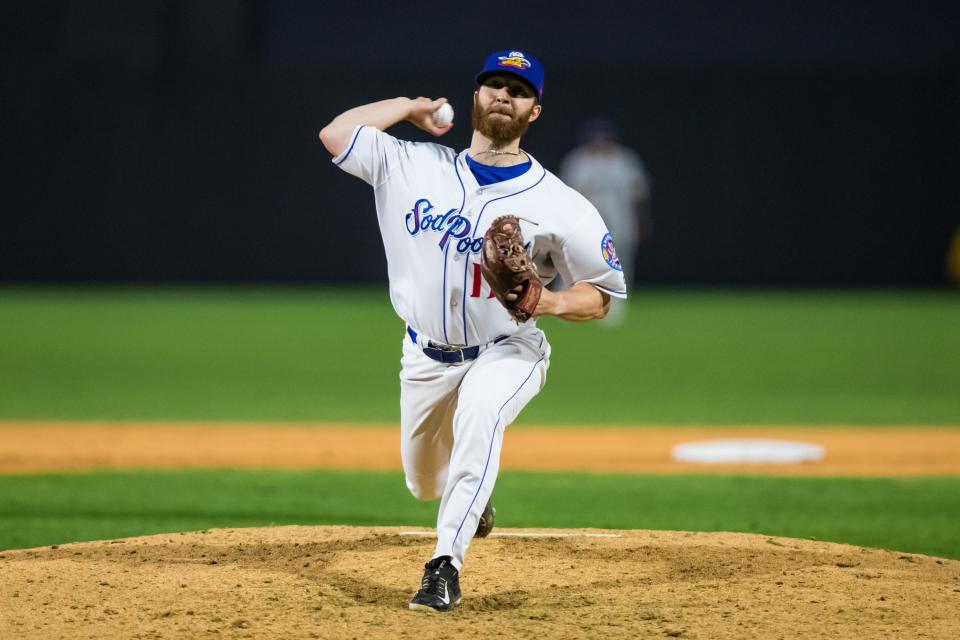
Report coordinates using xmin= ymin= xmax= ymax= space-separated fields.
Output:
xmin=398 ymin=531 xmax=622 ymax=538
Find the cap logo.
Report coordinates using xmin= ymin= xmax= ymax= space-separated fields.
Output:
xmin=497 ymin=53 xmax=531 ymax=71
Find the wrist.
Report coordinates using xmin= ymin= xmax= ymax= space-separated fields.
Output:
xmin=538 ymin=287 xmax=562 ymax=317
xmin=398 ymin=97 xmax=416 ymax=121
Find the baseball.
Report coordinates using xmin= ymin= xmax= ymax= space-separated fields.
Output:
xmin=432 ymin=103 xmax=454 ymax=127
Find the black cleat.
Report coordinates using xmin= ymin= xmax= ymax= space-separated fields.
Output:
xmin=409 ymin=556 xmax=461 ymax=613
xmin=474 ymin=501 xmax=496 ymax=538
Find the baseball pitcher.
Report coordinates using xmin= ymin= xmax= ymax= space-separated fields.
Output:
xmin=318 ymin=50 xmax=626 ymax=612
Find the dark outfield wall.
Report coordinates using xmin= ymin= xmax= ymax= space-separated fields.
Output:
xmin=1 ymin=2 xmax=958 ymax=286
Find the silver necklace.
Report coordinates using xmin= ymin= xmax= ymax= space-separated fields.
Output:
xmin=475 ymin=148 xmax=525 ymax=157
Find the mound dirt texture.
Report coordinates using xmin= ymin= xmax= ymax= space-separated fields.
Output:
xmin=2 ymin=526 xmax=958 ymax=639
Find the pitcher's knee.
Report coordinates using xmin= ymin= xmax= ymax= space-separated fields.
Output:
xmin=405 ymin=474 xmax=444 ymax=501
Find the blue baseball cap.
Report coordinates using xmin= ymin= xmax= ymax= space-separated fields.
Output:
xmin=476 ymin=50 xmax=545 ymax=102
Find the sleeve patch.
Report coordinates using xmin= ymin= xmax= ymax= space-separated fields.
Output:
xmin=600 ymin=233 xmax=622 ymax=271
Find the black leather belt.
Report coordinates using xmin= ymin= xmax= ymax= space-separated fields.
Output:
xmin=407 ymin=326 xmax=506 ymax=364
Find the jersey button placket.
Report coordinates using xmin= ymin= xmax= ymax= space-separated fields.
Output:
xmin=461 ymin=186 xmax=487 ymax=345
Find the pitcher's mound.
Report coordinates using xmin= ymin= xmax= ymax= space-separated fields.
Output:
xmin=1 ymin=525 xmax=957 ymax=639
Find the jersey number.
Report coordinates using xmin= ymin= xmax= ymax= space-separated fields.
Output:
xmin=470 ymin=263 xmax=496 ymax=299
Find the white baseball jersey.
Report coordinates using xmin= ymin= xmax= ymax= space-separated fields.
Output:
xmin=332 ymin=124 xmax=627 ymax=346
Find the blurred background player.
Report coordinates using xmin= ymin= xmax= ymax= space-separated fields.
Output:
xmin=561 ymin=118 xmax=652 ymax=324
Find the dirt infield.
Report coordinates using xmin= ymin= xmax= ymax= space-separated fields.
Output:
xmin=1 ymin=421 xmax=959 ymax=475
xmin=2 ymin=525 xmax=958 ymax=639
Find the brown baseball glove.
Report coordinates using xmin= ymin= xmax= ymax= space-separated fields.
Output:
xmin=480 ymin=215 xmax=543 ymax=322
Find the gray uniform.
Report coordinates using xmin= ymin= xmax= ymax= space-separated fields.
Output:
xmin=560 ymin=146 xmax=650 ymax=288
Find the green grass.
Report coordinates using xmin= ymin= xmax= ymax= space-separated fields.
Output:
xmin=0 ymin=287 xmax=958 ymax=425
xmin=1 ymin=469 xmax=958 ymax=559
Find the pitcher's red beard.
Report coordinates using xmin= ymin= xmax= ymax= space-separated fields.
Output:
xmin=471 ymin=94 xmax=534 ymax=146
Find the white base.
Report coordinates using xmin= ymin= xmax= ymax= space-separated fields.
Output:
xmin=672 ymin=439 xmax=825 ymax=464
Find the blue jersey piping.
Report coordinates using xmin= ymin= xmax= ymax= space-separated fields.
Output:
xmin=441 ymin=243 xmax=451 ymax=344
xmin=443 ymin=158 xmax=467 ymax=345
xmin=333 ymin=126 xmax=365 ymax=166
xmin=593 ymin=284 xmax=628 ymax=296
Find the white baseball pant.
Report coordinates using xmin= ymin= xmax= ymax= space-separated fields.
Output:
xmin=399 ymin=325 xmax=551 ymax=570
